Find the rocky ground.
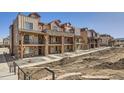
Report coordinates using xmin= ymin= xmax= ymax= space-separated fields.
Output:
xmin=21 ymin=47 xmax=124 ymax=80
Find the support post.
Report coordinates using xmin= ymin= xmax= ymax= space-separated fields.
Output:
xmin=20 ymin=33 xmax=24 ymax=59
xmin=61 ymin=36 xmax=64 ymax=54
xmin=45 ymin=35 xmax=48 ymax=56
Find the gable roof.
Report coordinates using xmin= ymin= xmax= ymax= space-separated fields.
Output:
xmin=28 ymin=12 xmax=41 ymax=18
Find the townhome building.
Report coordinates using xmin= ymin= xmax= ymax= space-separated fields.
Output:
xmin=87 ymin=29 xmax=100 ymax=48
xmin=114 ymin=38 xmax=124 ymax=47
xmin=10 ymin=13 xmax=100 ymax=59
xmin=100 ymin=34 xmax=114 ymax=46
xmin=80 ymin=28 xmax=88 ymax=49
xmin=10 ymin=13 xmax=46 ymax=58
xmin=75 ymin=28 xmax=83 ymax=50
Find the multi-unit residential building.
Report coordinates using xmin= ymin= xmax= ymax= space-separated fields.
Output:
xmin=75 ymin=28 xmax=83 ymax=50
xmin=10 ymin=13 xmax=100 ymax=59
xmin=100 ymin=34 xmax=114 ymax=46
xmin=80 ymin=28 xmax=88 ymax=49
xmin=114 ymin=38 xmax=124 ymax=47
xmin=86 ymin=29 xmax=100 ymax=48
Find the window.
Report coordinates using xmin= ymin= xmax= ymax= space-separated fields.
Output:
xmin=25 ymin=22 xmax=33 ymax=30
xmin=24 ymin=47 xmax=33 ymax=54
xmin=53 ymin=25 xmax=59 ymax=31
xmin=24 ymin=35 xmax=29 ymax=44
xmin=24 ymin=35 xmax=29 ymax=40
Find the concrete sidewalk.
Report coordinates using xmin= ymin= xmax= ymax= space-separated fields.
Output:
xmin=18 ymin=47 xmax=111 ymax=68
xmin=0 ymin=48 xmax=17 ymax=80
xmin=0 ymin=47 xmax=111 ymax=80
xmin=0 ymin=63 xmax=17 ymax=80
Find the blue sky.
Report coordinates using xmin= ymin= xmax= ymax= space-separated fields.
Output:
xmin=0 ymin=12 xmax=124 ymax=38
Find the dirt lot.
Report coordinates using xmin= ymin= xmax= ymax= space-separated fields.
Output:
xmin=21 ymin=48 xmax=124 ymax=80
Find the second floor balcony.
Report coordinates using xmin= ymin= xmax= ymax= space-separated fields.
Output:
xmin=64 ymin=37 xmax=73 ymax=44
xmin=64 ymin=41 xmax=73 ymax=44
xmin=45 ymin=30 xmax=74 ymax=37
xmin=23 ymin=39 xmax=45 ymax=44
xmin=49 ymin=37 xmax=62 ymax=44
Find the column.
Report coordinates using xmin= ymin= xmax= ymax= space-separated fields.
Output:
xmin=20 ymin=33 xmax=24 ymax=59
xmin=73 ymin=36 xmax=75 ymax=51
xmin=61 ymin=36 xmax=64 ymax=54
xmin=45 ymin=35 xmax=48 ymax=56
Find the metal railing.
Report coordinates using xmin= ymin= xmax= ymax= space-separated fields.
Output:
xmin=3 ymin=53 xmax=55 ymax=80
xmin=24 ymin=39 xmax=45 ymax=44
xmin=13 ymin=62 xmax=31 ymax=80
xmin=29 ymin=67 xmax=56 ymax=80
xmin=44 ymin=67 xmax=55 ymax=80
xmin=3 ymin=52 xmax=16 ymax=73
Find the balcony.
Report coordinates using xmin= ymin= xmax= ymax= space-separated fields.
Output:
xmin=49 ymin=42 xmax=61 ymax=44
xmin=49 ymin=41 xmax=62 ymax=46
xmin=19 ymin=29 xmax=46 ymax=35
xmin=63 ymin=31 xmax=74 ymax=37
xmin=75 ymin=40 xmax=82 ymax=44
xmin=63 ymin=29 xmax=74 ymax=37
xmin=64 ymin=37 xmax=73 ymax=44
xmin=64 ymin=41 xmax=73 ymax=45
xmin=23 ymin=39 xmax=45 ymax=45
xmin=45 ymin=30 xmax=63 ymax=36
xmin=45 ymin=30 xmax=74 ymax=37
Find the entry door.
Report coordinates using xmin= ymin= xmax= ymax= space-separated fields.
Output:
xmin=38 ymin=48 xmax=42 ymax=55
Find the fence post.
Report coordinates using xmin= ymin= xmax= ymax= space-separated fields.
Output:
xmin=18 ymin=67 xmax=20 ymax=80
xmin=13 ymin=62 xmax=16 ymax=75
xmin=9 ymin=64 xmax=11 ymax=73
xmin=24 ymin=74 xmax=26 ymax=80
xmin=45 ymin=68 xmax=56 ymax=80
xmin=29 ymin=76 xmax=31 ymax=80
xmin=52 ymin=72 xmax=55 ymax=80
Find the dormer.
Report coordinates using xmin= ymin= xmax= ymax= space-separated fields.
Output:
xmin=28 ymin=12 xmax=40 ymax=18
xmin=38 ymin=22 xmax=44 ymax=31
xmin=49 ymin=20 xmax=61 ymax=31
xmin=28 ymin=12 xmax=41 ymax=22
xmin=61 ymin=23 xmax=74 ymax=33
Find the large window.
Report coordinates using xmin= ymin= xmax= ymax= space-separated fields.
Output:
xmin=25 ymin=22 xmax=33 ymax=30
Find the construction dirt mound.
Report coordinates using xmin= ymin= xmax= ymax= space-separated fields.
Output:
xmin=94 ymin=58 xmax=124 ymax=70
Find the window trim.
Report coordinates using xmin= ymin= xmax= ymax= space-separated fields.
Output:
xmin=25 ymin=22 xmax=33 ymax=30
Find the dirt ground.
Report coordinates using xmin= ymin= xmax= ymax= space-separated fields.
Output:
xmin=22 ymin=48 xmax=124 ymax=80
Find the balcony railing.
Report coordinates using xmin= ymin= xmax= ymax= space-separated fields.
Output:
xmin=75 ymin=41 xmax=82 ymax=43
xmin=64 ymin=41 xmax=73 ymax=44
xmin=19 ymin=29 xmax=46 ymax=35
xmin=24 ymin=39 xmax=45 ymax=44
xmin=49 ymin=42 xmax=62 ymax=44
xmin=45 ymin=30 xmax=63 ymax=36
xmin=45 ymin=30 xmax=74 ymax=36
xmin=63 ymin=31 xmax=74 ymax=37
